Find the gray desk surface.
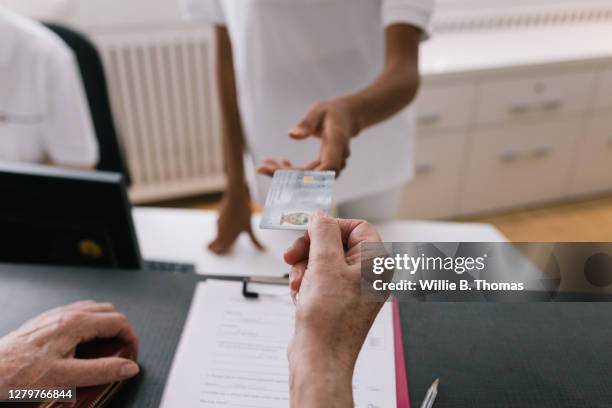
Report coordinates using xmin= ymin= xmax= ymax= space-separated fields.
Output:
xmin=401 ymin=302 xmax=612 ymax=407
xmin=2 ymin=264 xmax=612 ymax=407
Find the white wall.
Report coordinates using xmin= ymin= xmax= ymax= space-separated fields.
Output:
xmin=6 ymin=0 xmax=612 ymax=30
xmin=0 ymin=0 xmax=77 ymax=22
xmin=437 ymin=0 xmax=612 ymax=8
xmin=0 ymin=0 xmax=184 ymax=29
xmin=72 ymin=0 xmax=184 ymax=30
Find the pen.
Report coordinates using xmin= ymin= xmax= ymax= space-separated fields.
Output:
xmin=419 ymin=378 xmax=439 ymax=408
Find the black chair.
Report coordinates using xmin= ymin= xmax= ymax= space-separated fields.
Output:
xmin=44 ymin=23 xmax=131 ymax=185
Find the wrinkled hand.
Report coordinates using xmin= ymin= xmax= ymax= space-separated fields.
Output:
xmin=284 ymin=212 xmax=386 ymax=381
xmin=257 ymin=99 xmax=356 ymax=177
xmin=0 ymin=301 xmax=140 ymax=388
xmin=209 ymin=190 xmax=264 ymax=255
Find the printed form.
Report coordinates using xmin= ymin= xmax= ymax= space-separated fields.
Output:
xmin=160 ymin=281 xmax=397 ymax=407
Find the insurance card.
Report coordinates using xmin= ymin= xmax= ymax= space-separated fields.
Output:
xmin=259 ymin=170 xmax=335 ymax=231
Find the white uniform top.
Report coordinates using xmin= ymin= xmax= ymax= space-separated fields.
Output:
xmin=185 ymin=0 xmax=433 ymax=204
xmin=0 ymin=8 xmax=98 ymax=167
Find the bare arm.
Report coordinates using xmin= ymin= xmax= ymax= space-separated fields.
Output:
xmin=215 ymin=26 xmax=249 ymax=194
xmin=208 ymin=26 xmax=263 ymax=254
xmin=258 ymin=24 xmax=422 ymax=176
xmin=343 ymin=24 xmax=421 ymax=135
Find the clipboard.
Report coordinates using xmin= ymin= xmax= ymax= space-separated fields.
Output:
xmin=216 ymin=274 xmax=411 ymax=408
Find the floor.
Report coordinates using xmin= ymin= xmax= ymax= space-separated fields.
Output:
xmin=156 ymin=193 xmax=612 ymax=242
xmin=462 ymin=194 xmax=612 ymax=241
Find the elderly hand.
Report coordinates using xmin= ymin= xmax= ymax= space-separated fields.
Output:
xmin=257 ymin=99 xmax=356 ymax=178
xmin=283 ymin=212 xmax=386 ymax=407
xmin=0 ymin=301 xmax=140 ymax=388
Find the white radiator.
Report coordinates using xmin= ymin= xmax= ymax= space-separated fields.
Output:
xmin=92 ymin=27 xmax=225 ymax=203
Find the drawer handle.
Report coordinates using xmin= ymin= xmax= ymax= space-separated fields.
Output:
xmin=415 ymin=163 xmax=435 ymax=175
xmin=541 ymin=98 xmax=564 ymax=111
xmin=530 ymin=145 xmax=552 ymax=158
xmin=499 ymin=150 xmax=520 ymax=163
xmin=417 ymin=113 xmax=441 ymax=125
xmin=509 ymin=102 xmax=530 ymax=115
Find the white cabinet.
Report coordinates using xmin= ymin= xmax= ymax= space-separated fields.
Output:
xmin=459 ymin=120 xmax=581 ymax=214
xmin=593 ymin=68 xmax=612 ymax=112
xmin=569 ymin=114 xmax=612 ymax=196
xmin=415 ymin=84 xmax=477 ymax=132
xmin=475 ymin=71 xmax=595 ymax=125
xmin=400 ymin=57 xmax=612 ymax=220
xmin=400 ymin=132 xmax=466 ymax=219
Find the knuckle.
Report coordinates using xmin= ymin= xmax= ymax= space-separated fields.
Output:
xmin=340 ymin=269 xmax=361 ymax=287
xmin=311 ymin=215 xmax=333 ymax=229
xmin=309 ymin=101 xmax=323 ymax=111
xmin=118 ymin=313 xmax=130 ymax=324
xmin=361 ymin=220 xmax=373 ymax=231
xmin=60 ymin=311 xmax=87 ymax=328
xmin=326 ymin=127 xmax=345 ymax=140
xmin=111 ymin=312 xmax=129 ymax=327
xmin=99 ymin=359 xmax=117 ymax=377
xmin=43 ymin=365 xmax=63 ymax=387
xmin=313 ymin=248 xmax=340 ymax=263
xmin=323 ymin=161 xmax=340 ymax=172
xmin=363 ymin=221 xmax=382 ymax=241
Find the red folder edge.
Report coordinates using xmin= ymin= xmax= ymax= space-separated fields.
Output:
xmin=393 ymin=297 xmax=410 ymax=408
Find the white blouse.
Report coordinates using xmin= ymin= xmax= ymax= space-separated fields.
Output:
xmin=186 ymin=0 xmax=434 ymax=203
xmin=0 ymin=8 xmax=98 ymax=167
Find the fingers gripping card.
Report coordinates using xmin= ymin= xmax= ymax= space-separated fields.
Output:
xmin=259 ymin=170 xmax=335 ymax=231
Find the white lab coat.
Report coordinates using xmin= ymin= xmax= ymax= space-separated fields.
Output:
xmin=0 ymin=8 xmax=98 ymax=167
xmin=186 ymin=0 xmax=433 ymax=204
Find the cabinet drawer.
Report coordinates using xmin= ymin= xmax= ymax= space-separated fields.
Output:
xmin=569 ymin=114 xmax=612 ymax=196
xmin=475 ymin=71 xmax=595 ymax=125
xmin=399 ymin=132 xmax=466 ymax=219
xmin=593 ymin=68 xmax=612 ymax=111
xmin=415 ymin=84 xmax=476 ymax=132
xmin=459 ymin=120 xmax=581 ymax=215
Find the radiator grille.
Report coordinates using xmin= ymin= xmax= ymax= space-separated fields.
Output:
xmin=434 ymin=3 xmax=612 ymax=32
xmin=93 ymin=27 xmax=224 ymax=203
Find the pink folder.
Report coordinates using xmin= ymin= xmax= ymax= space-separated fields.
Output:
xmin=393 ymin=298 xmax=410 ymax=408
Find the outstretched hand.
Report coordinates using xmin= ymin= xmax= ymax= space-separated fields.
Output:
xmin=257 ymin=99 xmax=356 ymax=177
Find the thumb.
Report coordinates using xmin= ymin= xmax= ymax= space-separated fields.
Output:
xmin=307 ymin=211 xmax=344 ymax=265
xmin=289 ymin=104 xmax=325 ymax=139
xmin=54 ymin=357 xmax=140 ymax=387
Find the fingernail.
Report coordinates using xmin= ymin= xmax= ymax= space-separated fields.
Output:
xmin=313 ymin=210 xmax=326 ymax=219
xmin=120 ymin=362 xmax=140 ymax=378
xmin=290 ymin=127 xmax=307 ymax=134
